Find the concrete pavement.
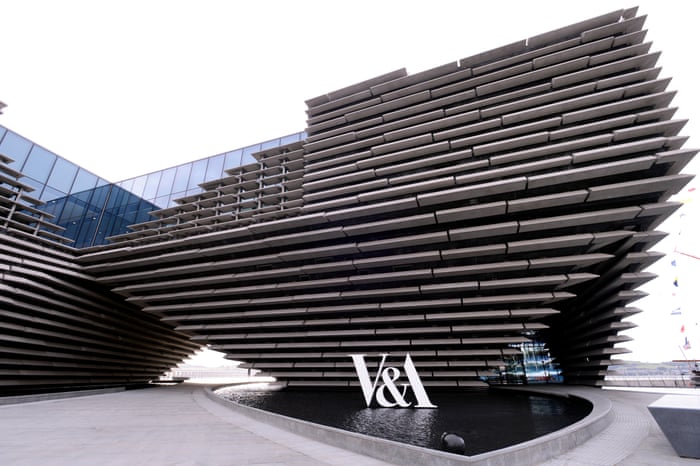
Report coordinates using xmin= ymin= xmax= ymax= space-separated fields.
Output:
xmin=541 ymin=388 xmax=699 ymax=466
xmin=1 ymin=383 xmax=698 ymax=465
xmin=0 ymin=384 xmax=392 ymax=466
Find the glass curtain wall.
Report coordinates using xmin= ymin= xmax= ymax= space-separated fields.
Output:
xmin=0 ymin=125 xmax=305 ymax=247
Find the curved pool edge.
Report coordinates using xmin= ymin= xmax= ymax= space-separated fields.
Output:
xmin=204 ymin=385 xmax=613 ymax=466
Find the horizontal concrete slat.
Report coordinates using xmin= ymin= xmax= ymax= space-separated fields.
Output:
xmin=417 ymin=178 xmax=527 ymax=207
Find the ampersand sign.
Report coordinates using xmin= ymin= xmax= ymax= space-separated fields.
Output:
xmin=375 ymin=366 xmax=411 ymax=407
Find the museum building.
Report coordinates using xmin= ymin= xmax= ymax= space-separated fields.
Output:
xmin=1 ymin=7 xmax=696 ymax=395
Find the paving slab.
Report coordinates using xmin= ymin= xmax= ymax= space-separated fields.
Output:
xmin=540 ymin=388 xmax=700 ymax=466
xmin=1 ymin=383 xmax=698 ymax=465
xmin=0 ymin=384 xmax=392 ymax=466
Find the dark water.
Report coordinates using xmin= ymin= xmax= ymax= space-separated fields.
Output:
xmin=215 ymin=387 xmax=591 ymax=455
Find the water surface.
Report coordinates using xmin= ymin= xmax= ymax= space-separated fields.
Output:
xmin=216 ymin=387 xmax=591 ymax=455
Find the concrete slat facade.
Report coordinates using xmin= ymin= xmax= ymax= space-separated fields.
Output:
xmin=1 ymin=8 xmax=697 ymax=392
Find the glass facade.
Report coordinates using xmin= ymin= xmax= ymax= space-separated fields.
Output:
xmin=493 ymin=342 xmax=563 ymax=385
xmin=0 ymin=124 xmax=305 ymax=247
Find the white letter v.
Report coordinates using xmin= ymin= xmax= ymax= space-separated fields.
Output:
xmin=350 ymin=354 xmax=387 ymax=407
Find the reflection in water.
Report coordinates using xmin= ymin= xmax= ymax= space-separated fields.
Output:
xmin=346 ymin=407 xmax=438 ymax=447
xmin=216 ymin=387 xmax=591 ymax=455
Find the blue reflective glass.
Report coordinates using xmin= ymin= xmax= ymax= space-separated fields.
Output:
xmin=137 ymin=199 xmax=156 ymax=220
xmin=75 ymin=216 xmax=99 ymax=247
xmin=22 ymin=146 xmax=56 ymax=183
xmin=75 ymin=185 xmax=112 ymax=246
xmin=187 ymin=159 xmax=207 ymax=190
xmin=40 ymin=185 xmax=66 ymax=202
xmin=19 ymin=176 xmax=45 ymax=196
xmin=205 ymin=154 xmax=225 ymax=181
xmin=69 ymin=188 xmax=97 ymax=210
xmin=58 ymin=195 xmax=86 ymax=221
xmin=42 ymin=197 xmax=65 ymax=218
xmin=106 ymin=185 xmax=128 ymax=210
xmin=0 ymin=130 xmax=33 ymax=170
xmin=71 ymin=169 xmax=99 ymax=193
xmin=156 ymin=167 xmax=176 ymax=197
xmin=61 ymin=221 xmax=81 ymax=244
xmin=95 ymin=210 xmax=121 ymax=243
xmin=1 ymin=126 xmax=307 ymax=246
xmin=171 ymin=163 xmax=191 ymax=193
xmin=90 ymin=184 xmax=111 ymax=211
xmin=224 ymin=149 xmax=242 ymax=170
xmin=46 ymin=157 xmax=78 ymax=194
xmin=142 ymin=172 xmax=161 ymax=200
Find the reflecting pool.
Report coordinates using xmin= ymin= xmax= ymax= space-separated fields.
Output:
xmin=216 ymin=386 xmax=591 ymax=455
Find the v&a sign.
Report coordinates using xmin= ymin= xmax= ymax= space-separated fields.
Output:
xmin=350 ymin=353 xmax=437 ymax=408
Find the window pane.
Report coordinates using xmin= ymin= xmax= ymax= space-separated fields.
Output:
xmin=75 ymin=216 xmax=99 ymax=248
xmin=171 ymin=164 xmax=191 ymax=193
xmin=22 ymin=146 xmax=57 ymax=184
xmin=19 ymin=176 xmax=45 ymax=196
xmin=280 ymin=133 xmax=301 ymax=145
xmin=187 ymin=159 xmax=207 ymax=190
xmin=170 ymin=191 xmax=186 ymax=204
xmin=87 ymin=185 xmax=110 ymax=214
xmin=154 ymin=194 xmax=170 ymax=208
xmin=241 ymin=145 xmax=259 ymax=166
xmin=106 ymin=185 xmax=129 ymax=210
xmin=47 ymin=157 xmax=78 ymax=194
xmin=0 ymin=131 xmax=33 ymax=170
xmin=205 ymin=154 xmax=225 ymax=182
xmin=117 ymin=178 xmax=135 ymax=192
xmin=40 ymin=184 xmax=67 ymax=202
xmin=142 ymin=172 xmax=161 ymax=200
xmin=130 ymin=175 xmax=147 ymax=197
xmin=156 ymin=167 xmax=176 ymax=197
xmin=224 ymin=149 xmax=242 ymax=170
xmin=42 ymin=196 xmax=66 ymax=218
xmin=260 ymin=138 xmax=280 ymax=150
xmin=71 ymin=169 xmax=99 ymax=193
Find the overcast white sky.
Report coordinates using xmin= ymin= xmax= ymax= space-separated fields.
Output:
xmin=2 ymin=1 xmax=699 ymax=363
